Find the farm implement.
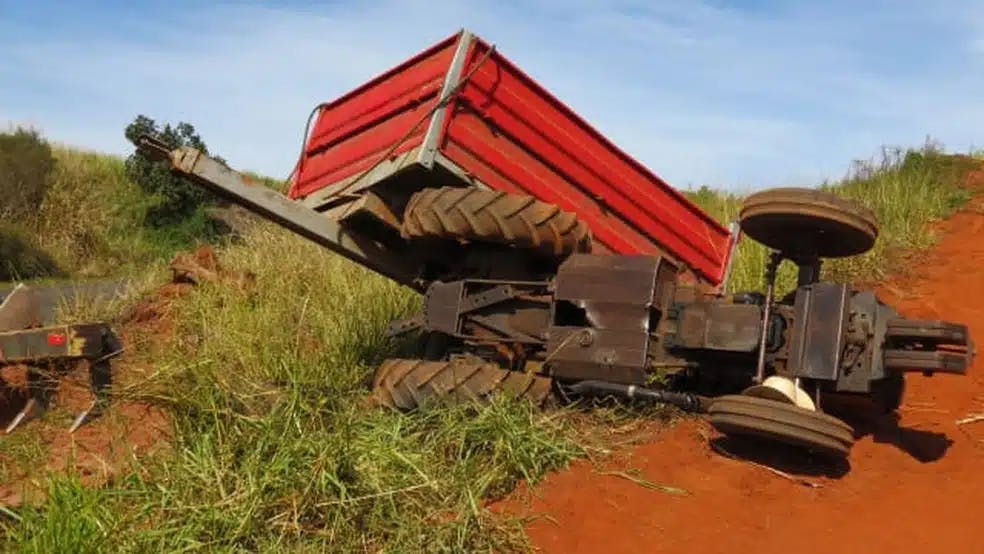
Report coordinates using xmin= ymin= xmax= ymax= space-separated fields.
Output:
xmin=0 ymin=284 xmax=120 ymax=433
xmin=135 ymin=29 xmax=973 ymax=458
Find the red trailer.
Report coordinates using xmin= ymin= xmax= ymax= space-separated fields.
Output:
xmin=288 ymin=29 xmax=738 ymax=287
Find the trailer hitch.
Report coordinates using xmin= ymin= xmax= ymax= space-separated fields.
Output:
xmin=135 ymin=134 xmax=173 ymax=163
xmin=133 ymin=134 xmax=423 ymax=289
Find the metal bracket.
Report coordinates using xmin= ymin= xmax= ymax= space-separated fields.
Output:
xmin=386 ymin=315 xmax=425 ymax=338
xmin=2 ymin=323 xmax=118 ymax=433
xmin=787 ymin=282 xmax=850 ymax=382
xmin=418 ymin=29 xmax=475 ymax=169
xmin=458 ymin=284 xmax=520 ymax=314
xmin=466 ymin=314 xmax=542 ymax=344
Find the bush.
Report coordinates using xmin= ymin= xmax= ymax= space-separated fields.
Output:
xmin=0 ymin=221 xmax=63 ymax=280
xmin=124 ymin=116 xmax=221 ymax=227
xmin=0 ymin=128 xmax=56 ymax=222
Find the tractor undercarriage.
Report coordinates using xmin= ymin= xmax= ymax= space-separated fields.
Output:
xmin=374 ymin=188 xmax=973 ymax=457
xmin=137 ymin=139 xmax=974 ymax=459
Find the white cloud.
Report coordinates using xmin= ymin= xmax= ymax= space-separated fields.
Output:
xmin=1 ymin=1 xmax=982 ymax=189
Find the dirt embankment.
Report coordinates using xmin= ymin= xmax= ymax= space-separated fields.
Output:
xmin=499 ymin=174 xmax=984 ymax=553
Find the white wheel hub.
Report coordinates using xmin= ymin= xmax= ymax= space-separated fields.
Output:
xmin=742 ymin=375 xmax=817 ymax=411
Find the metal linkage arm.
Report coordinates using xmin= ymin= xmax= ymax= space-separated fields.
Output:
xmin=136 ymin=136 xmax=420 ymax=290
xmin=884 ymin=318 xmax=974 ymax=375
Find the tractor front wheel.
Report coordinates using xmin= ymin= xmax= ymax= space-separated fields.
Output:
xmin=709 ymin=394 xmax=855 ymax=458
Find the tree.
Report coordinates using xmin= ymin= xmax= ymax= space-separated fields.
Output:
xmin=124 ymin=115 xmax=222 ymax=227
xmin=0 ymin=128 xmax=56 ymax=222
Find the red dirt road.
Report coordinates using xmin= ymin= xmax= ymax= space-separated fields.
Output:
xmin=503 ymin=190 xmax=984 ymax=553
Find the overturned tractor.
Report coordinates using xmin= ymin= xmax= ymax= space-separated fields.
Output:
xmin=135 ymin=29 xmax=972 ymax=458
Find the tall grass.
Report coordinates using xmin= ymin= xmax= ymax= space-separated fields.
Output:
xmin=2 ymin=146 xmax=227 ymax=281
xmin=3 ymin=477 xmax=116 ymax=554
xmin=4 ymin=225 xmax=584 ymax=551
xmin=2 ymin=144 xmax=978 ymax=550
xmin=687 ymin=146 xmax=973 ymax=294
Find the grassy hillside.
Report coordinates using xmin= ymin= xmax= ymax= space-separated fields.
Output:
xmin=6 ymin=140 xmax=970 ymax=290
xmin=1 ymin=144 xmax=239 ymax=282
xmin=2 ymin=143 xmax=979 ymax=550
xmin=689 ymin=146 xmax=973 ymax=295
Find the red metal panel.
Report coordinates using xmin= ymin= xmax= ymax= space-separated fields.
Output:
xmin=441 ymin=111 xmax=656 ymax=256
xmin=293 ymin=103 xmax=431 ymax=197
xmin=288 ymin=36 xmax=459 ymax=199
xmin=289 ymin=30 xmax=735 ymax=285
xmin=439 ymin=39 xmax=732 ymax=284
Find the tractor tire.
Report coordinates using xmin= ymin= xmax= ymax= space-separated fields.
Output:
xmin=401 ymin=187 xmax=592 ymax=258
xmin=709 ymin=394 xmax=855 ymax=458
xmin=739 ymin=187 xmax=879 ymax=258
xmin=370 ymin=357 xmax=554 ymax=410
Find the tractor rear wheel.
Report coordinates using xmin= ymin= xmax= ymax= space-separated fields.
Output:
xmin=370 ymin=357 xmax=554 ymax=410
xmin=401 ymin=187 xmax=592 ymax=258
xmin=709 ymin=394 xmax=855 ymax=458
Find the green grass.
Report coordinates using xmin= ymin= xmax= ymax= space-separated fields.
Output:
xmin=0 ymin=145 xmax=232 ymax=282
xmin=3 ymin=477 xmax=117 ymax=554
xmin=3 ymin=225 xmax=587 ymax=551
xmin=2 ymin=143 xmax=979 ymax=551
xmin=0 ymin=431 xmax=49 ymax=494
xmin=687 ymin=146 xmax=974 ymax=295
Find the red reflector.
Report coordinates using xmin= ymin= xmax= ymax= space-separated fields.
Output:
xmin=47 ymin=333 xmax=67 ymax=346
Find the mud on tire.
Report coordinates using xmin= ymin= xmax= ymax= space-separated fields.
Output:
xmin=370 ymin=357 xmax=554 ymax=410
xmin=401 ymin=187 xmax=592 ymax=258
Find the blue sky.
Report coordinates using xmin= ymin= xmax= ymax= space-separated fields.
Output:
xmin=2 ymin=1 xmax=982 ymax=190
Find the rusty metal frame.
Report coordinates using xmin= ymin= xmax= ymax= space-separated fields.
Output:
xmin=422 ymin=278 xmax=550 ymax=344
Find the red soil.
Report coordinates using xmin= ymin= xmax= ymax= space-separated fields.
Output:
xmin=0 ymin=306 xmax=176 ymax=506
xmin=0 ymin=365 xmax=171 ymax=507
xmin=500 ymin=180 xmax=984 ymax=553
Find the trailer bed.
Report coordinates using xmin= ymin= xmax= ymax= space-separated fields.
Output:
xmin=289 ymin=30 xmax=736 ymax=286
